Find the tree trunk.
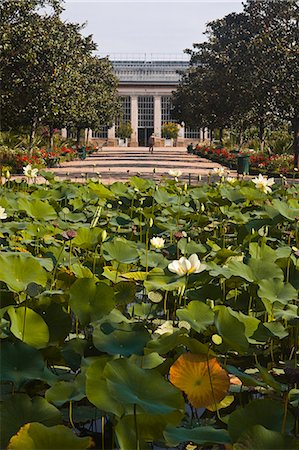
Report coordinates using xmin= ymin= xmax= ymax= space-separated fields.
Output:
xmin=219 ymin=128 xmax=223 ymax=144
xmin=29 ymin=118 xmax=37 ymax=153
xmin=49 ymin=125 xmax=54 ymax=150
xmin=259 ymin=118 xmax=265 ymax=153
xmin=85 ymin=128 xmax=90 ymax=145
xmin=76 ymin=127 xmax=81 ymax=148
xmin=210 ymin=129 xmax=213 ymax=144
xmin=293 ymin=117 xmax=299 ymax=169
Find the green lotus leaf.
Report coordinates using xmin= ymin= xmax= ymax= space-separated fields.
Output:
xmin=1 ymin=341 xmax=45 ymax=389
xmin=263 ymin=321 xmax=288 ymax=339
xmin=271 ymin=199 xmax=299 ymax=221
xmin=86 ymin=357 xmax=124 ymax=417
xmin=153 ymin=189 xmax=176 ymax=204
xmin=7 ymin=423 xmax=93 ymax=449
xmin=248 ymin=258 xmax=284 ymax=281
xmin=45 ymin=373 xmax=85 ymax=407
xmin=177 ymin=238 xmax=206 ymax=255
xmin=8 ymin=306 xmax=49 ymax=349
xmin=92 ymin=320 xmax=150 ymax=356
xmin=102 ymin=238 xmax=139 ymax=263
xmin=215 ymin=306 xmax=249 ymax=353
xmin=239 ymin=186 xmax=266 ymax=201
xmin=18 ymin=198 xmax=57 ymax=221
xmin=226 ymin=260 xmax=254 ymax=282
xmin=228 ymin=399 xmax=294 ymax=442
xmin=176 ymin=301 xmax=214 ymax=333
xmin=114 ymin=281 xmax=136 ymax=305
xmin=69 ymin=278 xmax=115 ymax=326
xmin=72 ymin=227 xmax=101 ymax=249
xmin=145 ymin=329 xmax=187 ymax=355
xmin=144 ymin=268 xmax=186 ymax=291
xmin=0 ymin=394 xmax=62 ymax=449
xmin=115 ymin=410 xmax=183 ymax=449
xmin=227 ymin=309 xmax=260 ymax=340
xmin=140 ymin=251 xmax=168 ymax=268
xmin=36 ymin=303 xmax=72 ymax=345
xmin=164 ymin=425 xmax=231 ymax=447
xmin=130 ymin=176 xmax=155 ymax=191
xmin=88 ymin=181 xmax=115 ymax=199
xmin=71 ymin=263 xmax=95 ymax=279
xmin=104 ymin=358 xmax=184 ymax=414
xmin=258 ymin=279 xmax=298 ymax=305
xmin=0 ymin=253 xmax=48 ymax=292
xmin=129 ymin=352 xmax=165 ymax=369
xmin=233 ymin=425 xmax=298 ymax=449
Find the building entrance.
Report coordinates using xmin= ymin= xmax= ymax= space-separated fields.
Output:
xmin=138 ymin=128 xmax=154 ymax=147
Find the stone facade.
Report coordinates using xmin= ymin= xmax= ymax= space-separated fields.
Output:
xmin=90 ymin=57 xmax=207 ymax=147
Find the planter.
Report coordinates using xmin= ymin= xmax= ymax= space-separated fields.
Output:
xmin=118 ymin=138 xmax=128 ymax=147
xmin=164 ymin=138 xmax=173 ymax=147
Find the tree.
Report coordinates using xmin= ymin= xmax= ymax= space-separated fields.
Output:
xmin=1 ymin=0 xmax=120 ymax=149
xmin=68 ymin=56 xmax=119 ymax=146
xmin=174 ymin=0 xmax=299 ymax=165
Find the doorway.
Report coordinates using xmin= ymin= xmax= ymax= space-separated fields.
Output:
xmin=138 ymin=128 xmax=154 ymax=147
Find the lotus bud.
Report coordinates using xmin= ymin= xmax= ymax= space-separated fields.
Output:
xmin=149 ymin=218 xmax=154 ymax=227
xmin=201 ymin=204 xmax=205 ymax=212
xmin=101 ymin=230 xmax=107 ymax=242
xmin=184 ymin=183 xmax=187 ymax=191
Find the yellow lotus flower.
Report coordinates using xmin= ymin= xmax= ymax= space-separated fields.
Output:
xmin=252 ymin=173 xmax=274 ymax=193
xmin=169 ymin=353 xmax=229 ymax=409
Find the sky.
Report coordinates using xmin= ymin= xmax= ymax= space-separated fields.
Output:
xmin=61 ymin=1 xmax=244 ymax=57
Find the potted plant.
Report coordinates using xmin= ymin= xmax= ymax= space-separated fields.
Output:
xmin=161 ymin=122 xmax=179 ymax=147
xmin=116 ymin=122 xmax=133 ymax=147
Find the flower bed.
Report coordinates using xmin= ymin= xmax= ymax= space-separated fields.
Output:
xmin=0 ymin=174 xmax=298 ymax=448
xmin=194 ymin=144 xmax=298 ymax=178
xmin=0 ymin=144 xmax=97 ymax=175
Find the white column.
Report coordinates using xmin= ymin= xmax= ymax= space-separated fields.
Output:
xmin=108 ymin=125 xmax=115 ymax=139
xmin=130 ymin=95 xmax=138 ymax=144
xmin=154 ymin=95 xmax=161 ymax=137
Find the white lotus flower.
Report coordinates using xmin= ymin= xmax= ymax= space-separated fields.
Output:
xmin=226 ymin=176 xmax=238 ymax=185
xmin=168 ymin=169 xmax=182 ymax=178
xmin=23 ymin=164 xmax=38 ymax=178
xmin=168 ymin=254 xmax=206 ymax=276
xmin=252 ymin=174 xmax=275 ymax=193
xmin=150 ymin=236 xmax=165 ymax=249
xmin=0 ymin=207 xmax=7 ymax=220
xmin=213 ymin=166 xmax=225 ymax=176
xmin=154 ymin=320 xmax=174 ymax=336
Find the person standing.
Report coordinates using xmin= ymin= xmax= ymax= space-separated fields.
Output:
xmin=148 ymin=134 xmax=154 ymax=153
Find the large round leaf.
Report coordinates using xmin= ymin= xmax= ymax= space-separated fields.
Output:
xmin=258 ymin=279 xmax=298 ymax=305
xmin=234 ymin=425 xmax=298 ymax=449
xmin=228 ymin=399 xmax=294 ymax=442
xmin=102 ymin=238 xmax=139 ymax=263
xmin=0 ymin=394 xmax=62 ymax=449
xmin=104 ymin=358 xmax=184 ymax=414
xmin=215 ymin=306 xmax=249 ymax=353
xmin=164 ymin=425 xmax=231 ymax=447
xmin=177 ymin=301 xmax=214 ymax=333
xmin=18 ymin=198 xmax=57 ymax=221
xmin=69 ymin=279 xmax=115 ymax=326
xmin=0 ymin=253 xmax=48 ymax=292
xmin=45 ymin=373 xmax=86 ymax=407
xmin=93 ymin=320 xmax=150 ymax=356
xmin=8 ymin=306 xmax=49 ymax=349
xmin=7 ymin=423 xmax=93 ymax=449
xmin=1 ymin=342 xmax=45 ymax=389
xmin=86 ymin=357 xmax=124 ymax=417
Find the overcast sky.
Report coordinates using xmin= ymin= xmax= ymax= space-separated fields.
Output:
xmin=61 ymin=1 xmax=244 ymax=57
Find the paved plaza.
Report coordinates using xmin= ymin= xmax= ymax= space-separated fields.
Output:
xmin=48 ymin=146 xmax=236 ymax=183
